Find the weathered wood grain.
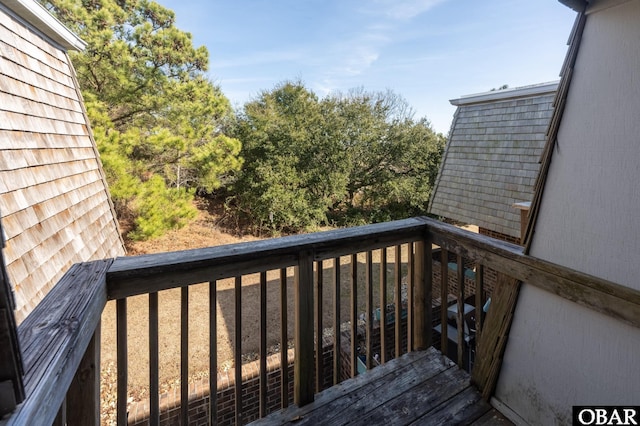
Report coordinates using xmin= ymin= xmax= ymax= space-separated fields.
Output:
xmin=251 ymin=348 xmax=508 ymax=426
xmin=347 ymin=365 xmax=470 ymax=426
xmin=65 ymin=326 xmax=100 ymax=426
xmin=471 ymin=273 xmax=521 ymax=399
xmin=423 ymin=217 xmax=640 ymax=330
xmin=413 ymin=239 xmax=432 ymax=351
xmin=409 ymin=386 xmax=491 ymax=425
xmin=107 ymin=218 xmax=427 ymax=299
xmin=7 ymin=260 xmax=110 ymax=426
xmin=250 ymin=349 xmax=436 ymax=425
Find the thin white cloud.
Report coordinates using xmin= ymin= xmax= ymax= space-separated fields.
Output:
xmin=368 ymin=0 xmax=448 ymax=20
xmin=214 ymin=49 xmax=306 ymax=69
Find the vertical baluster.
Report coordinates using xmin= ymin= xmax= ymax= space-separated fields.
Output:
xmin=66 ymin=325 xmax=101 ymax=426
xmin=413 ymin=239 xmax=432 ymax=351
xmin=234 ymin=276 xmax=242 ymax=424
xmin=149 ymin=293 xmax=159 ymax=426
xmin=456 ymin=255 xmax=465 ymax=368
xmin=181 ymin=286 xmax=189 ymax=426
xmin=440 ymin=249 xmax=449 ymax=356
xmin=332 ymin=258 xmax=341 ymax=385
xmin=116 ymin=298 xmax=127 ymax=426
xmin=260 ymin=272 xmax=267 ymax=417
xmin=379 ymin=248 xmax=387 ymax=364
xmin=210 ymin=281 xmax=217 ymax=424
xmin=394 ymin=245 xmax=402 ymax=358
xmin=315 ymin=261 xmax=323 ymax=393
xmin=350 ymin=254 xmax=358 ymax=378
xmin=280 ymin=268 xmax=289 ymax=408
xmin=407 ymin=243 xmax=414 ymax=352
xmin=365 ymin=251 xmax=373 ymax=369
xmin=295 ymin=251 xmax=314 ymax=406
xmin=475 ymin=264 xmax=484 ymax=339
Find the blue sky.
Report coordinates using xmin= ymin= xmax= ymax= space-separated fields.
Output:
xmin=158 ymin=0 xmax=577 ymax=134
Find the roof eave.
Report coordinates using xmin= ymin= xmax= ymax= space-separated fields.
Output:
xmin=0 ymin=0 xmax=86 ymax=51
xmin=450 ymin=81 xmax=560 ymax=106
xmin=558 ymin=0 xmax=588 ymax=12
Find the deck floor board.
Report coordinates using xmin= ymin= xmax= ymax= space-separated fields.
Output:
xmin=250 ymin=347 xmax=512 ymax=426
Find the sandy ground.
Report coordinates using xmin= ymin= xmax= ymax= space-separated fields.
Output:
xmin=100 ymin=201 xmax=410 ymax=424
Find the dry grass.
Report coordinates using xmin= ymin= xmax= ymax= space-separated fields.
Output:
xmin=100 ymin=200 xmax=410 ymax=425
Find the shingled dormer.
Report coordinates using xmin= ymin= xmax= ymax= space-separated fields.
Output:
xmin=0 ymin=0 xmax=125 ymax=322
xmin=428 ymin=81 xmax=558 ymax=244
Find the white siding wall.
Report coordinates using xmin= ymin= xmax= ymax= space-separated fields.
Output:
xmin=494 ymin=1 xmax=640 ymax=423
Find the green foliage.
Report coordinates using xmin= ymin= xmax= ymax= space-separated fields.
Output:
xmin=327 ymin=89 xmax=445 ymax=224
xmin=231 ymin=82 xmax=445 ymax=234
xmin=42 ymin=0 xmax=242 ymax=239
xmin=128 ymin=176 xmax=197 ymax=241
xmin=232 ymin=82 xmax=346 ymax=233
xmin=87 ymin=92 xmax=198 ymax=240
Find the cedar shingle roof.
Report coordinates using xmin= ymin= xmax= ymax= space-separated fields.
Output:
xmin=428 ymin=82 xmax=558 ymax=238
xmin=0 ymin=1 xmax=125 ymax=322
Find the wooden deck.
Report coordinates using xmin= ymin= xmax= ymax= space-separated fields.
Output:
xmin=251 ymin=347 xmax=512 ymax=426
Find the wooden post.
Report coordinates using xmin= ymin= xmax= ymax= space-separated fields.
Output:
xmin=379 ymin=248 xmax=387 ymax=364
xmin=280 ymin=269 xmax=289 ymax=407
xmin=234 ymin=276 xmax=242 ymax=425
xmin=260 ymin=271 xmax=268 ymax=416
xmin=332 ymin=258 xmax=341 ymax=385
xmin=350 ymin=254 xmax=358 ymax=378
xmin=149 ymin=293 xmax=159 ymax=426
xmin=471 ymin=272 xmax=521 ymax=399
xmin=413 ymin=239 xmax=432 ymax=350
xmin=315 ymin=262 xmax=323 ymax=393
xmin=365 ymin=252 xmax=373 ymax=368
xmin=456 ymin=255 xmax=465 ymax=368
xmin=440 ymin=250 xmax=449 ymax=356
xmin=66 ymin=324 xmax=101 ymax=426
xmin=116 ymin=298 xmax=127 ymax=426
xmin=394 ymin=245 xmax=402 ymax=358
xmin=294 ymin=250 xmax=315 ymax=406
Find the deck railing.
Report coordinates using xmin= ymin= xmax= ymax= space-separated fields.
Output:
xmin=6 ymin=217 xmax=640 ymax=425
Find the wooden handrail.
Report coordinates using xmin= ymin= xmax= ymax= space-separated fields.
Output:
xmin=7 ymin=260 xmax=111 ymax=426
xmin=106 ymin=218 xmax=427 ymax=299
xmin=422 ymin=217 xmax=640 ymax=330
xmin=7 ymin=216 xmax=640 ymax=426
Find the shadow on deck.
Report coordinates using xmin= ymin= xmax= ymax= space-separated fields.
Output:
xmin=250 ymin=347 xmax=512 ymax=426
